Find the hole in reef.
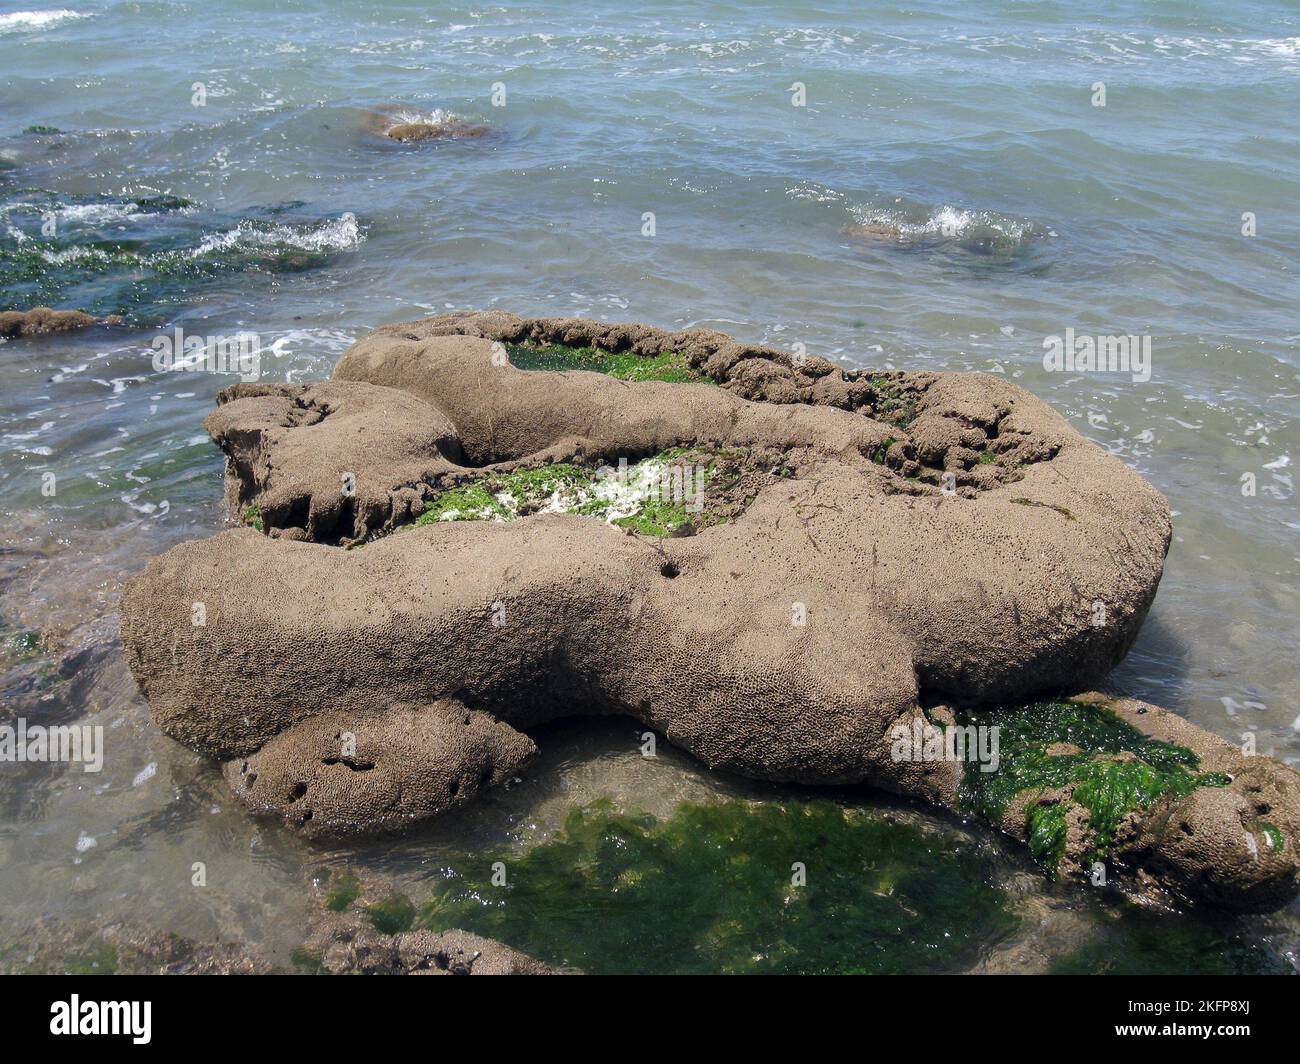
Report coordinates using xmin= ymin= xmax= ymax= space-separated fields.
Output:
xmin=660 ymin=561 xmax=680 ymax=578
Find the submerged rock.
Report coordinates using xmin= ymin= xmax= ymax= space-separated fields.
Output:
xmin=301 ymin=866 xmax=557 ymax=975
xmin=118 ymin=311 xmax=1300 ymax=913
xmin=0 ymin=306 xmax=123 ymax=338
xmin=2 ymin=866 xmax=552 ymax=975
xmin=363 ymin=105 xmax=490 ymax=143
xmin=2 ymin=920 xmax=273 ymax=975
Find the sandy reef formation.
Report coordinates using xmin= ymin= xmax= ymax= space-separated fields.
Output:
xmin=0 ymin=306 xmax=123 ymax=338
xmin=119 ymin=311 xmax=1300 ymax=913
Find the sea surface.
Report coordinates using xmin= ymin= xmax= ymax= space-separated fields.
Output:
xmin=1 ymin=0 xmax=1297 ymax=973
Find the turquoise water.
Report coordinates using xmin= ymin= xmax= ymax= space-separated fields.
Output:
xmin=1 ymin=1 xmax=1297 ymax=973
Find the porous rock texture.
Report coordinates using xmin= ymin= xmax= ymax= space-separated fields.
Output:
xmin=223 ymin=701 xmax=537 ymax=838
xmin=119 ymin=311 xmax=1300 ymax=913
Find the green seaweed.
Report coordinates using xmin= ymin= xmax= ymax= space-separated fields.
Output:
xmin=414 ymin=480 xmax=514 ymax=524
xmin=419 ymin=798 xmax=1016 ymax=975
xmin=290 ymin=946 xmax=325 ymax=973
xmin=960 ymin=700 xmax=1231 ymax=871
xmin=324 ymin=872 xmax=362 ymax=913
xmin=1 ymin=627 xmax=44 ymax=666
xmin=1260 ymin=822 xmax=1285 ymax=852
xmin=22 ymin=125 xmax=62 ymax=135
xmin=612 ymin=495 xmax=693 ymax=536
xmin=870 ymin=438 xmax=896 ymax=465
xmin=366 ymin=893 xmax=416 ymax=935
xmin=414 ymin=454 xmax=714 ymax=537
xmin=506 ymin=342 xmax=709 ymax=384
xmin=64 ymin=939 xmax=118 ymax=975
xmin=133 ymin=195 xmax=195 ymax=212
xmin=242 ymin=503 xmax=264 ymax=533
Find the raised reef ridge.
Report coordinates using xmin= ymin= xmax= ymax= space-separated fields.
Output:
xmin=0 ymin=306 xmax=123 ymax=338
xmin=118 ymin=311 xmax=1300 ymax=913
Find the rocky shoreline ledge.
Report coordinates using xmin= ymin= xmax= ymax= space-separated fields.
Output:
xmin=119 ymin=311 xmax=1300 ymax=914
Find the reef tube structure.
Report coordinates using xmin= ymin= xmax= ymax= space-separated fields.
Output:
xmin=119 ymin=312 xmax=1300 ymax=913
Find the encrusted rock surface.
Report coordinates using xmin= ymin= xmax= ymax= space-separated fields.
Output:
xmin=118 ymin=311 xmax=1300 ymax=912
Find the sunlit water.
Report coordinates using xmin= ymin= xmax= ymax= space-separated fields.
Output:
xmin=1 ymin=0 xmax=1297 ymax=973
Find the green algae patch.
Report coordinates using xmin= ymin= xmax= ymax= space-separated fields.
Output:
xmin=960 ymin=700 xmax=1231 ymax=872
xmin=414 ymin=453 xmax=720 ymax=537
xmin=290 ymin=946 xmax=325 ymax=973
xmin=324 ymin=871 xmax=362 ymax=912
xmin=866 ymin=376 xmax=917 ymax=428
xmin=64 ymin=939 xmax=119 ymax=975
xmin=1 ymin=625 xmax=45 ymax=669
xmin=242 ymin=503 xmax=264 ymax=533
xmin=1260 ymin=823 xmax=1285 ymax=852
xmin=418 ymin=798 xmax=1016 ymax=975
xmin=507 ymin=342 xmax=709 ymax=384
xmin=366 ymin=893 xmax=416 ymax=935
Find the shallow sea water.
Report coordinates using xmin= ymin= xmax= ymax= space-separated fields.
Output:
xmin=1 ymin=1 xmax=1297 ymax=973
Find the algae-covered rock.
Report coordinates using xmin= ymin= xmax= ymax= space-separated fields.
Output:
xmin=302 ymin=866 xmax=555 ymax=975
xmin=954 ymin=694 xmax=1300 ymax=912
xmin=117 ymin=311 xmax=1300 ymax=912
xmin=1 ymin=921 xmax=273 ymax=975
xmin=0 ymin=306 xmax=123 ymax=338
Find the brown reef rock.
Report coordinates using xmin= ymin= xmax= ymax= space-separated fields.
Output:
xmin=362 ymin=105 xmax=490 ymax=143
xmin=0 ymin=306 xmax=123 ymax=338
xmin=118 ymin=311 xmax=1300 ymax=913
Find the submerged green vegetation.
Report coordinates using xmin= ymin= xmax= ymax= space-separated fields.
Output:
xmin=413 ymin=451 xmax=715 ymax=537
xmin=1049 ymin=904 xmax=1288 ymax=975
xmin=0 ymin=623 xmax=44 ymax=670
xmin=366 ymin=893 xmax=416 ymax=935
xmin=0 ymin=191 xmax=358 ymax=316
xmin=506 ymin=341 xmax=710 ymax=383
xmin=322 ymin=870 xmax=362 ymax=913
xmin=419 ymin=798 xmax=1017 ymax=975
xmin=960 ymin=700 xmax=1231 ymax=871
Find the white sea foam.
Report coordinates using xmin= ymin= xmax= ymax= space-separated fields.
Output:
xmin=185 ymin=212 xmax=363 ymax=259
xmin=385 ymin=107 xmax=461 ymax=130
xmin=848 ymin=203 xmax=1038 ymax=246
xmin=0 ymin=10 xmax=87 ymax=33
